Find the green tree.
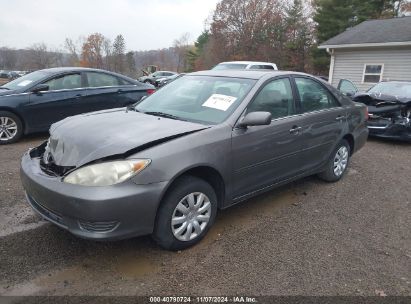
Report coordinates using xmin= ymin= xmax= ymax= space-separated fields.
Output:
xmin=113 ymin=34 xmax=126 ymax=73
xmin=284 ymin=0 xmax=314 ymax=72
xmin=186 ymin=31 xmax=210 ymax=71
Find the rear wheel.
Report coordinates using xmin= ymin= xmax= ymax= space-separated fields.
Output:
xmin=318 ymin=139 xmax=350 ymax=182
xmin=0 ymin=111 xmax=23 ymax=144
xmin=153 ymin=176 xmax=217 ymax=250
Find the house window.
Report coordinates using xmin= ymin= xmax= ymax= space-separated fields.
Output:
xmin=362 ymin=64 xmax=383 ymax=83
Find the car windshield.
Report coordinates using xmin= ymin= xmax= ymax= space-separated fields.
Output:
xmin=212 ymin=64 xmax=248 ymax=70
xmin=135 ymin=75 xmax=256 ymax=125
xmin=1 ymin=70 xmax=49 ymax=90
xmin=367 ymin=82 xmax=411 ymax=97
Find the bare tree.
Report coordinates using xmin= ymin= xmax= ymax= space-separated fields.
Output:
xmin=0 ymin=47 xmax=17 ymax=69
xmin=64 ymin=38 xmax=80 ymax=66
xmin=173 ymin=32 xmax=191 ymax=72
xmin=24 ymin=43 xmax=59 ymax=69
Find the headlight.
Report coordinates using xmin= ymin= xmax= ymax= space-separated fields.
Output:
xmin=63 ymin=159 xmax=150 ymax=187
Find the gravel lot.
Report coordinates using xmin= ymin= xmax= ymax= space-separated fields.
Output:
xmin=0 ymin=135 xmax=410 ymax=296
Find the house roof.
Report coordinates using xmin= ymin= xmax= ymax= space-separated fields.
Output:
xmin=319 ymin=16 xmax=411 ymax=49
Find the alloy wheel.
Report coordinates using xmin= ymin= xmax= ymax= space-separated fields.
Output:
xmin=0 ymin=117 xmax=18 ymax=142
xmin=171 ymin=192 xmax=211 ymax=241
xmin=333 ymin=146 xmax=349 ymax=177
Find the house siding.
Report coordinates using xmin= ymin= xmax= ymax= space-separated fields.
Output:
xmin=331 ymin=46 xmax=411 ymax=91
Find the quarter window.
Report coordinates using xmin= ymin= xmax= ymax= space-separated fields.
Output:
xmin=363 ymin=64 xmax=383 ymax=83
xmin=86 ymin=72 xmax=121 ymax=87
xmin=44 ymin=73 xmax=82 ymax=90
xmin=295 ymin=77 xmax=339 ymax=113
xmin=246 ymin=78 xmax=295 ymax=119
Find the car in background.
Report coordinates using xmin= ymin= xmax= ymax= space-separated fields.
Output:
xmin=0 ymin=70 xmax=10 ymax=78
xmin=155 ymin=73 xmax=184 ymax=88
xmin=338 ymin=79 xmax=411 ymax=141
xmin=21 ymin=70 xmax=368 ymax=250
xmin=138 ymin=71 xmax=178 ymax=85
xmin=0 ymin=67 xmax=155 ymax=144
xmin=212 ymin=61 xmax=278 ymax=71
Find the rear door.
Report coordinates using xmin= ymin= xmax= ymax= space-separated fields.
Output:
xmin=27 ymin=72 xmax=86 ymax=129
xmin=82 ymin=71 xmax=146 ymax=112
xmin=292 ymin=76 xmax=347 ymax=172
xmin=231 ymin=77 xmax=305 ymax=198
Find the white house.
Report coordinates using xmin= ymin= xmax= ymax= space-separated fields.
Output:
xmin=319 ymin=16 xmax=411 ymax=91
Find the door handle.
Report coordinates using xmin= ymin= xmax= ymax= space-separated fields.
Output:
xmin=74 ymin=94 xmax=82 ymax=99
xmin=336 ymin=115 xmax=346 ymax=121
xmin=117 ymin=89 xmax=124 ymax=94
xmin=289 ymin=126 xmax=302 ymax=135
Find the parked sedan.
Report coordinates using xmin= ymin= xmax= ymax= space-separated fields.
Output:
xmin=138 ymin=71 xmax=178 ymax=85
xmin=0 ymin=67 xmax=155 ymax=144
xmin=21 ymin=70 xmax=368 ymax=250
xmin=338 ymin=79 xmax=411 ymax=141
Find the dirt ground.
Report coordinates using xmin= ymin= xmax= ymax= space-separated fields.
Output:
xmin=0 ymin=134 xmax=410 ymax=296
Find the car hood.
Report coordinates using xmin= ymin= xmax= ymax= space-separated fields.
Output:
xmin=47 ymin=109 xmax=209 ymax=167
xmin=353 ymin=92 xmax=411 ymax=106
xmin=0 ymin=88 xmax=18 ymax=96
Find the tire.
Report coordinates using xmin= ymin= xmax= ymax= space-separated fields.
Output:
xmin=0 ymin=111 xmax=23 ymax=144
xmin=318 ymin=139 xmax=351 ymax=182
xmin=153 ymin=176 xmax=218 ymax=251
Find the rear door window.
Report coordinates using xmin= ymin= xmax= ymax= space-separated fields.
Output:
xmin=295 ymin=77 xmax=339 ymax=113
xmin=86 ymin=72 xmax=121 ymax=87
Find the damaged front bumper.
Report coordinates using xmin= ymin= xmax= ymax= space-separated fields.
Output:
xmin=20 ymin=147 xmax=168 ymax=241
xmin=367 ymin=116 xmax=411 ymax=142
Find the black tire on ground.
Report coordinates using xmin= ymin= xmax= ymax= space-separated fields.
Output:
xmin=0 ymin=111 xmax=23 ymax=145
xmin=153 ymin=175 xmax=218 ymax=251
xmin=318 ymin=139 xmax=351 ymax=182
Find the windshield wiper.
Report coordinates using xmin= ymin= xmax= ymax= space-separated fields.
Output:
xmin=0 ymin=87 xmax=10 ymax=90
xmin=143 ymin=111 xmax=186 ymax=121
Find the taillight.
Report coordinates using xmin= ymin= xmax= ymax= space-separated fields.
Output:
xmin=146 ymin=89 xmax=156 ymax=95
xmin=364 ymin=106 xmax=369 ymax=121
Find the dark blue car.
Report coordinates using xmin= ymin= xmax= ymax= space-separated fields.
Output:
xmin=0 ymin=67 xmax=155 ymax=144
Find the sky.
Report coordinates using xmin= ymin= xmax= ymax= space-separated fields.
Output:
xmin=0 ymin=0 xmax=220 ymax=51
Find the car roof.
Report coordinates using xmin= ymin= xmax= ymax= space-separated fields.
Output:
xmin=39 ymin=67 xmax=114 ymax=74
xmin=217 ymin=61 xmax=276 ymax=66
xmin=188 ymin=70 xmax=309 ymax=80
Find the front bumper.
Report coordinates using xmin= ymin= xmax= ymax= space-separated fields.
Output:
xmin=367 ymin=120 xmax=411 ymax=142
xmin=20 ymin=151 xmax=168 ymax=240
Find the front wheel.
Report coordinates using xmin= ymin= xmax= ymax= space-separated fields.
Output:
xmin=153 ymin=176 xmax=218 ymax=251
xmin=0 ymin=111 xmax=23 ymax=144
xmin=318 ymin=139 xmax=351 ymax=182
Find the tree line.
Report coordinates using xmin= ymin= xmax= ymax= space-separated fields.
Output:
xmin=1 ymin=0 xmax=410 ymax=76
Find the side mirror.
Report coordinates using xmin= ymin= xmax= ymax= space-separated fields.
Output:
xmin=238 ymin=111 xmax=272 ymax=128
xmin=31 ymin=84 xmax=49 ymax=94
xmin=345 ymin=91 xmax=354 ymax=97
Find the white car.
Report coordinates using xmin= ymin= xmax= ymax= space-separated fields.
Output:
xmin=212 ymin=61 xmax=278 ymax=71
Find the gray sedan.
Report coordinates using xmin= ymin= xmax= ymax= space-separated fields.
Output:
xmin=20 ymin=70 xmax=369 ymax=250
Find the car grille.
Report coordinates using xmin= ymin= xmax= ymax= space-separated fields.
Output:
xmin=39 ymin=159 xmax=74 ymax=177
xmin=78 ymin=220 xmax=120 ymax=233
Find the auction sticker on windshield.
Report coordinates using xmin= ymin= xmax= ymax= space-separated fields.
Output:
xmin=202 ymin=94 xmax=237 ymax=111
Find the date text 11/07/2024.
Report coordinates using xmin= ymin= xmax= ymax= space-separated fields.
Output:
xmin=149 ymin=296 xmax=257 ymax=303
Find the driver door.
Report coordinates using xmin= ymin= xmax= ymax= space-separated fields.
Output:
xmin=27 ymin=72 xmax=86 ymax=130
xmin=231 ymin=77 xmax=306 ymax=199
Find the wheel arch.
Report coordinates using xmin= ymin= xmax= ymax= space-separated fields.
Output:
xmin=158 ymin=165 xmax=226 ymax=210
xmin=342 ymin=133 xmax=354 ymax=156
xmin=0 ymin=107 xmax=25 ymax=133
